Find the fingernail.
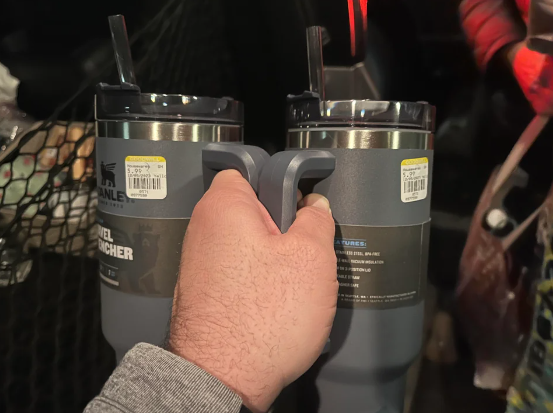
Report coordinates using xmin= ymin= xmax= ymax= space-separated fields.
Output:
xmin=304 ymin=194 xmax=331 ymax=214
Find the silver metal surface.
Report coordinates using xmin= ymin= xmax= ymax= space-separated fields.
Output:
xmin=108 ymin=15 xmax=136 ymax=85
xmin=287 ymin=128 xmax=433 ymax=150
xmin=306 ymin=26 xmax=326 ymax=100
xmin=287 ymin=100 xmax=435 ymax=131
xmin=97 ymin=121 xmax=243 ymax=142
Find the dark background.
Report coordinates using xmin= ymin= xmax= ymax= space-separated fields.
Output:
xmin=0 ymin=0 xmax=474 ymax=132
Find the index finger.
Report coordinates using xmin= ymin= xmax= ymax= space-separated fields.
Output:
xmin=197 ymin=169 xmax=271 ymax=235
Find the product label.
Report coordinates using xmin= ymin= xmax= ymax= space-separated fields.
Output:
xmin=125 ymin=156 xmax=167 ymax=200
xmin=97 ymin=211 xmax=189 ymax=297
xmin=335 ymin=222 xmax=430 ymax=309
xmin=401 ymin=157 xmax=429 ymax=203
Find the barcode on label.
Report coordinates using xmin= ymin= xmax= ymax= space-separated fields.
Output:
xmin=400 ymin=157 xmax=429 ymax=203
xmin=125 ymin=156 xmax=168 ymax=200
xmin=404 ymin=179 xmax=426 ymax=194
xmin=128 ymin=177 xmax=163 ymax=190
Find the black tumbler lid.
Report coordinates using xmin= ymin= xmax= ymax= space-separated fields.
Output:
xmin=287 ymin=93 xmax=435 ymax=131
xmin=95 ymin=83 xmax=244 ymax=125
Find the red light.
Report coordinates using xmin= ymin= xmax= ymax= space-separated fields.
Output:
xmin=348 ymin=0 xmax=356 ymax=56
xmin=348 ymin=0 xmax=369 ymax=57
xmin=361 ymin=0 xmax=368 ymax=34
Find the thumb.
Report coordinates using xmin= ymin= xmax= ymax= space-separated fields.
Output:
xmin=287 ymin=193 xmax=335 ymax=242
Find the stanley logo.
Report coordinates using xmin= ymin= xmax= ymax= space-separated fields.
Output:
xmin=101 ymin=162 xmax=116 ymax=187
xmin=98 ymin=161 xmax=132 ymax=204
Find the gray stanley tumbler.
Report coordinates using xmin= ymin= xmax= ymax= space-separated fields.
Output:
xmin=202 ymin=94 xmax=433 ymax=412
xmin=95 ymin=83 xmax=244 ymax=360
xmin=285 ymin=95 xmax=435 ymax=413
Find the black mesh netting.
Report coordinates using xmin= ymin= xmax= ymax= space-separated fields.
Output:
xmin=0 ymin=0 xmax=236 ymax=411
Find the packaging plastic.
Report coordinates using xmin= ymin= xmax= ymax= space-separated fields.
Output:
xmin=457 ymin=116 xmax=549 ymax=391
xmin=457 ymin=168 xmax=536 ymax=390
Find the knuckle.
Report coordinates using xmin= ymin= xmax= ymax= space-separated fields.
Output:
xmin=215 ymin=169 xmax=242 ymax=180
xmin=192 ymin=185 xmax=255 ymax=223
xmin=211 ymin=183 xmax=254 ymax=204
xmin=213 ymin=170 xmax=252 ymax=192
xmin=281 ymin=232 xmax=335 ymax=269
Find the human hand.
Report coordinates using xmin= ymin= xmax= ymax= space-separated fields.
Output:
xmin=168 ymin=170 xmax=337 ymax=412
xmin=509 ymin=42 xmax=553 ymax=115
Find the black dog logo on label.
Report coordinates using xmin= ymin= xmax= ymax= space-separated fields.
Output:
xmin=101 ymin=162 xmax=116 ymax=187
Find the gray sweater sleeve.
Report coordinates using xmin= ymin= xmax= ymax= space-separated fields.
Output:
xmin=84 ymin=343 xmax=243 ymax=413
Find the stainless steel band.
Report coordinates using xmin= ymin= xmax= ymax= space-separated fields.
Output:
xmin=97 ymin=120 xmax=243 ymax=142
xmin=287 ymin=128 xmax=433 ymax=150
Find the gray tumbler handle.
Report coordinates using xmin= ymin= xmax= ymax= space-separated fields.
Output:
xmin=203 ymin=144 xmax=270 ymax=193
xmin=258 ymin=150 xmax=336 ymax=233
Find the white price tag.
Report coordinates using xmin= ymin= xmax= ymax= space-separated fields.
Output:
xmin=401 ymin=157 xmax=428 ymax=203
xmin=125 ymin=156 xmax=167 ymax=200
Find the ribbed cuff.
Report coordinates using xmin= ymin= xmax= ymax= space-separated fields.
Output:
xmin=97 ymin=343 xmax=243 ymax=413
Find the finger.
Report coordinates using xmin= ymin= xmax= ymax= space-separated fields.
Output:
xmin=287 ymin=194 xmax=335 ymax=241
xmin=195 ymin=169 xmax=269 ymax=234
xmin=297 ymin=189 xmax=304 ymax=208
xmin=208 ymin=169 xmax=257 ymax=198
xmin=300 ymin=193 xmax=330 ymax=212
